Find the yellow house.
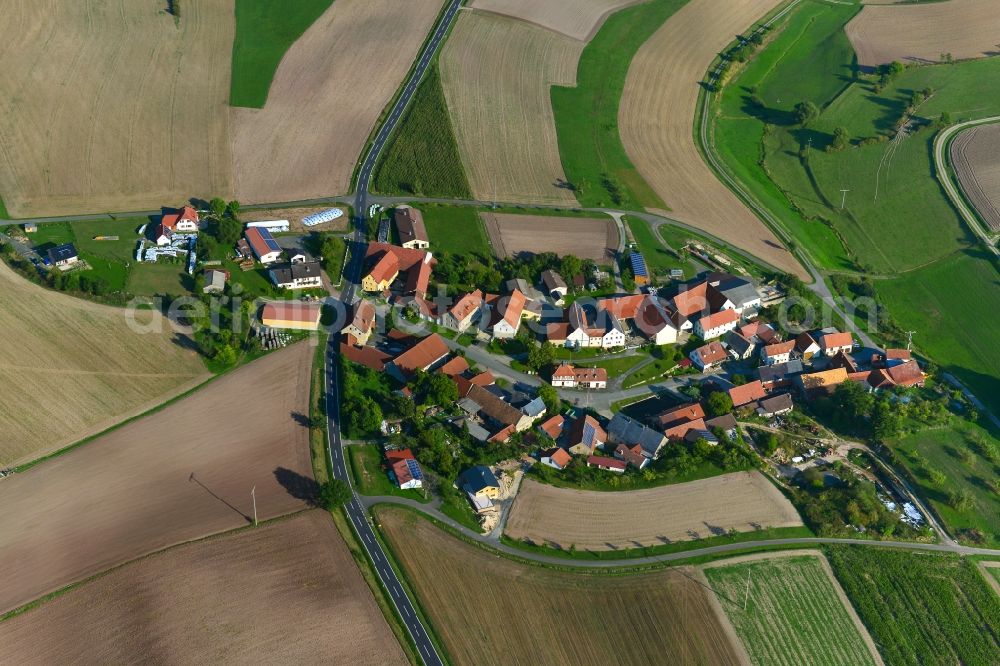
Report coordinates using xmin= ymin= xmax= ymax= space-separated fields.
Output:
xmin=260 ymin=301 xmax=322 ymax=331
xmin=362 ymin=251 xmax=399 ymax=292
xmin=458 ymin=466 xmax=501 ymax=500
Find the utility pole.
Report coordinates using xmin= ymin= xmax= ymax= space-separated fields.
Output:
xmin=839 ymin=188 xmax=850 ymax=210
xmin=251 ymin=485 xmax=258 ymax=527
xmin=743 ymin=568 xmax=751 ymax=611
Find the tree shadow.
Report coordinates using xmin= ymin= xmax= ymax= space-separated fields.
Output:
xmin=189 ymin=472 xmax=252 ymax=523
xmin=273 ymin=467 xmax=320 ymax=506
xmin=290 ymin=411 xmax=310 ymax=428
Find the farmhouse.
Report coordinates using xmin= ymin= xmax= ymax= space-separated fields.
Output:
xmin=760 ymin=340 xmax=795 ymax=366
xmin=886 ymin=359 xmax=925 ymax=387
xmin=598 ymin=294 xmax=680 ymax=345
xmin=795 ymin=332 xmax=821 ymax=360
xmin=723 ymin=330 xmax=755 ymax=360
xmin=269 ymin=261 xmax=323 ymax=290
xmin=540 ymin=447 xmax=572 ymax=470
xmin=828 ymin=350 xmax=860 ymax=374
xmin=202 ymin=269 xmax=227 ymax=294
xmin=567 ymin=414 xmax=608 ymax=456
xmin=343 ymin=300 xmax=376 ymax=345
xmin=260 ymin=301 xmax=322 ymax=331
xmin=394 ymin=207 xmax=429 ymax=249
xmin=548 ymin=302 xmax=625 ymax=349
xmin=587 ymin=455 xmax=626 ymax=473
xmin=152 ymin=223 xmax=173 ymax=246
xmin=441 ymin=290 xmax=483 ymax=332
xmin=614 ymin=443 xmax=649 ymax=469
xmin=819 ymin=331 xmax=854 ymax=356
xmin=756 ymin=393 xmax=794 ymax=418
xmin=741 ymin=321 xmax=780 ymax=345
xmin=693 ymin=308 xmax=739 ymax=340
xmin=245 ymin=227 xmax=283 ymax=264
xmin=46 ymin=243 xmax=78 ymax=270
xmin=161 ymin=206 xmax=200 ymax=232
xmin=541 ymin=269 xmax=568 ymax=301
xmin=655 ymin=402 xmax=705 ymax=429
xmin=340 ymin=343 xmax=392 ymax=371
xmin=664 ymin=418 xmax=707 ymax=442
xmin=689 ymin=341 xmax=728 ymax=371
xmin=607 ymin=413 xmax=666 ymax=459
xmin=487 ymin=289 xmax=526 ymax=339
xmin=550 ymin=364 xmax=608 ymax=389
xmin=729 ymin=380 xmax=766 ymax=408
xmin=466 ymin=384 xmax=533 ymax=434
xmin=362 ymin=243 xmax=435 ymax=297
xmin=871 ymin=348 xmax=911 ymax=368
xmin=387 ymin=333 xmax=449 ymax=381
xmin=362 ymin=251 xmax=399 ymax=292
xmin=710 ymin=276 xmax=761 ymax=314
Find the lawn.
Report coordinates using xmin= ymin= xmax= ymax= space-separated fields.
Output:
xmin=418 ymin=205 xmax=489 ymax=256
xmin=622 ymin=357 xmax=677 ymax=389
xmin=825 ymin=546 xmax=1000 ymax=665
xmin=229 ymin=0 xmax=335 ymax=108
xmin=551 ymin=0 xmax=686 ymax=210
xmin=372 ymin=66 xmax=472 ymax=198
xmin=624 ymin=216 xmax=685 ymax=279
xmin=575 ymin=354 xmax=646 ymax=378
xmin=126 ymin=262 xmax=190 ymax=297
xmin=376 ymin=506 xmax=748 ymax=664
xmin=348 ymin=443 xmax=428 ymax=503
xmin=704 ymin=554 xmax=878 ymax=666
xmin=889 ymin=418 xmax=1000 ymax=546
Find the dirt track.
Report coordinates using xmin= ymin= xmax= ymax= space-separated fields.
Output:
xmin=0 ymin=262 xmax=208 ymax=467
xmin=0 ymin=511 xmax=406 ymax=665
xmin=505 ymin=473 xmax=803 ymax=551
xmin=846 ymin=0 xmax=1000 ymax=68
xmin=0 ymin=343 xmax=315 ymax=615
xmin=441 ymin=11 xmax=582 ymax=206
xmin=949 ymin=123 xmax=1000 ymax=232
xmin=469 ymin=0 xmax=642 ymax=41
xmin=618 ymin=0 xmax=806 ymax=278
xmin=0 ymin=0 xmax=233 ymax=217
xmin=481 ymin=212 xmax=618 ymax=262
xmin=232 ymin=0 xmax=445 ymax=203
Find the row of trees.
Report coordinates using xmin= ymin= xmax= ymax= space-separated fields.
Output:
xmin=433 ymin=250 xmax=592 ymax=296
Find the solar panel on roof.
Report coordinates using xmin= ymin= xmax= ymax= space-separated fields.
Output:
xmin=630 ymin=252 xmax=648 ymax=277
xmin=406 ymin=459 xmax=423 ymax=480
xmin=582 ymin=422 xmax=596 ymax=445
xmin=254 ymin=227 xmax=282 ymax=253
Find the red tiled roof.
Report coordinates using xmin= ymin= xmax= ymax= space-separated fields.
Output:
xmin=366 ymin=251 xmax=399 ymax=285
xmin=404 ymin=259 xmax=432 ymax=297
xmin=538 ymin=415 xmax=565 ymax=439
xmin=391 ymin=458 xmax=418 ymax=485
xmin=614 ymin=443 xmax=646 ymax=468
xmin=349 ymin=300 xmax=375 ymax=334
xmin=656 ymin=402 xmax=705 ymax=428
xmin=552 ymin=364 xmax=576 ymax=379
xmin=664 ymin=418 xmax=706 ymax=441
xmin=886 ymin=348 xmax=911 ymax=360
xmin=261 ymin=301 xmax=321 ymax=324
xmin=386 ymin=449 xmax=416 ymax=463
xmin=438 ymin=356 xmax=470 ymax=377
xmin=589 ymin=454 xmax=626 ymax=471
xmin=489 ymin=424 xmax=516 ymax=443
xmin=180 ymin=205 xmax=199 ymax=221
xmin=800 ymin=368 xmax=849 ymax=391
xmin=544 ymin=447 xmax=572 ymax=468
xmin=672 ymin=282 xmax=710 ymax=317
xmin=693 ymin=341 xmax=728 ymax=365
xmin=597 ymin=294 xmax=645 ymax=320
xmin=574 ymin=366 xmax=608 ymax=383
xmin=546 ymin=322 xmax=570 ymax=342
xmin=160 ymin=212 xmax=180 ymax=230
xmin=886 ymin=360 xmax=924 ymax=387
xmin=498 ymin=289 xmax=526 ymax=328
xmin=820 ymin=331 xmax=853 ymax=349
xmin=761 ymin=340 xmax=795 ymax=358
xmin=729 ymin=380 xmax=766 ymax=407
xmin=246 ymin=227 xmax=279 ymax=260
xmin=469 ymin=370 xmax=495 ymax=386
xmin=391 ymin=334 xmax=449 ymax=375
xmin=696 ymin=308 xmax=739 ymax=331
xmin=449 ymin=290 xmax=483 ymax=321
xmin=340 ymin=342 xmax=392 ymax=371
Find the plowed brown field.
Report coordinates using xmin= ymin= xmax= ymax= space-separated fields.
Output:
xmin=481 ymin=212 xmax=618 ymax=261
xmin=379 ymin=506 xmax=748 ymax=665
xmin=0 ymin=511 xmax=406 ymax=666
xmin=232 ymin=0 xmax=446 ymax=203
xmin=846 ymin=0 xmax=1000 ymax=68
xmin=441 ymin=11 xmax=583 ymax=206
xmin=949 ymin=123 xmax=1000 ymax=232
xmin=0 ymin=343 xmax=314 ymax=614
xmin=0 ymin=0 xmax=233 ymax=217
xmin=469 ymin=0 xmax=642 ymax=41
xmin=0 ymin=262 xmax=208 ymax=467
xmin=618 ymin=0 xmax=806 ymax=278
xmin=505 ymin=473 xmax=803 ymax=551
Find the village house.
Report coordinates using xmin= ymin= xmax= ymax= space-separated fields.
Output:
xmin=269 ymin=261 xmax=323 ymax=290
xmin=798 ymin=367 xmax=849 ymax=398
xmin=361 ymin=243 xmax=434 ymax=297
xmin=340 ymin=343 xmax=392 ymax=370
xmin=655 ymin=402 xmax=705 ymax=429
xmin=386 ymin=333 xmax=450 ymax=381
xmin=819 ymin=330 xmax=854 ymax=356
xmin=440 ymin=289 xmax=483 ymax=332
xmin=487 ymin=289 xmax=526 ymax=339
xmin=153 ymin=223 xmax=173 ymax=246
xmin=664 ymin=417 xmax=707 ymax=442
xmin=729 ymin=380 xmax=767 ymax=408
xmin=47 ymin=243 xmax=79 ymax=270
xmin=871 ymin=348 xmax=911 ymax=368
xmin=756 ymin=393 xmax=794 ymax=418
xmin=260 ymin=301 xmax=322 ymax=331
xmin=760 ymin=340 xmax=795 ymax=366
xmin=550 ymin=364 xmax=608 ymax=389
xmin=598 ymin=294 xmax=680 ymax=345
xmin=245 ymin=227 xmax=283 ymax=264
xmin=587 ymin=455 xmax=626 ymax=473
xmin=614 ymin=442 xmax=650 ymax=469
xmin=693 ymin=308 xmax=739 ymax=340
xmin=541 ymin=447 xmax=572 ymax=470
xmin=709 ymin=275 xmax=761 ymax=314
xmin=541 ymin=269 xmax=569 ymax=302
xmin=161 ymin=205 xmax=200 ymax=232
xmin=386 ymin=449 xmax=423 ymax=490
xmin=741 ymin=321 xmax=780 ymax=345
xmin=457 ymin=466 xmax=501 ymax=511
xmin=723 ymin=330 xmax=755 ymax=360
xmin=566 ymin=414 xmax=608 ymax=456
xmin=538 ymin=414 xmax=565 ymax=440
xmin=465 ymin=384 xmax=534 ymax=434
xmin=886 ymin=359 xmax=925 ymax=387
xmin=394 ymin=207 xmax=429 ymax=249
xmin=607 ymin=413 xmax=666 ymax=459
xmin=689 ymin=340 xmax=728 ymax=371
xmin=795 ymin=332 xmax=821 ymax=360
xmin=548 ymin=302 xmax=626 ymax=349
xmin=343 ymin=300 xmax=376 ymax=345
xmin=758 ymin=359 xmax=805 ymax=390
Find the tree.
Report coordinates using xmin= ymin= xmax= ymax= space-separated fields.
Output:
xmin=538 ymin=383 xmax=559 ymax=416
xmin=559 ymin=255 xmax=582 ymax=284
xmin=938 ymin=111 xmax=953 ymax=127
xmin=213 ymin=344 xmax=237 ymax=367
xmin=830 ymin=126 xmax=850 ymax=152
xmin=317 ymin=479 xmax=351 ymax=510
xmin=209 ymin=197 xmax=226 ymax=220
xmin=705 ymin=391 xmax=734 ymax=418
xmin=872 ymin=400 xmax=902 ymax=441
xmin=526 ymin=341 xmax=555 ymax=372
xmin=225 ymin=200 xmax=241 ymax=220
xmin=793 ymin=100 xmax=819 ymax=127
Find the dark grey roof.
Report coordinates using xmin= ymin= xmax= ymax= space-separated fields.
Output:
xmin=723 ymin=330 xmax=754 ymax=356
xmin=269 ymin=261 xmax=321 ymax=284
xmin=47 ymin=243 xmax=78 ymax=263
xmin=757 ymin=393 xmax=794 ymax=414
xmin=758 ymin=359 xmax=805 ymax=382
xmin=608 ymin=413 xmax=666 ymax=458
xmin=705 ymin=413 xmax=737 ymax=430
xmin=541 ymin=269 xmax=567 ymax=293
xmin=458 ymin=465 xmax=500 ymax=494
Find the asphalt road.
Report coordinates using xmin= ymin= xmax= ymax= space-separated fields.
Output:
xmin=324 ymin=3 xmax=462 ymax=665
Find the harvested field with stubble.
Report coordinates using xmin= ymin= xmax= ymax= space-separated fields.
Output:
xmin=232 ymin=0 xmax=445 ymax=203
xmin=846 ymin=0 xmax=1000 ymax=68
xmin=618 ymin=0 xmax=807 ymax=278
xmin=481 ymin=212 xmax=619 ymax=262
xmin=0 ymin=262 xmax=208 ymax=467
xmin=0 ymin=343 xmax=315 ymax=615
xmin=441 ymin=11 xmax=583 ymax=206
xmin=0 ymin=511 xmax=405 ymax=666
xmin=704 ymin=551 xmax=882 ymax=666
xmin=950 ymin=123 xmax=1000 ymax=232
xmin=505 ymin=473 xmax=802 ymax=551
xmin=470 ymin=0 xmax=642 ymax=41
xmin=0 ymin=0 xmax=233 ymax=217
xmin=379 ymin=507 xmax=749 ymax=665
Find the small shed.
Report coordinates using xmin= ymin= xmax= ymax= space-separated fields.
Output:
xmin=23 ymin=223 xmax=37 ymax=233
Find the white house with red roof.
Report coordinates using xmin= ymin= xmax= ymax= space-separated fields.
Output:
xmin=760 ymin=340 xmax=795 ymax=366
xmin=819 ymin=331 xmax=854 ymax=356
xmin=693 ymin=308 xmax=739 ymax=340
xmin=690 ymin=340 xmax=728 ymax=370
